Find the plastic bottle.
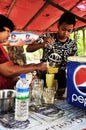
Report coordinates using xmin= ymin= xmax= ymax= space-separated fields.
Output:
xmin=15 ymin=74 xmax=29 ymax=121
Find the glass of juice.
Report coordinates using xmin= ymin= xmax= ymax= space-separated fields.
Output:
xmin=46 ymin=73 xmax=54 ymax=88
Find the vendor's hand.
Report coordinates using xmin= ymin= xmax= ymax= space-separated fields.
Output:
xmin=43 ymin=37 xmax=54 ymax=47
xmin=37 ymin=62 xmax=47 ymax=71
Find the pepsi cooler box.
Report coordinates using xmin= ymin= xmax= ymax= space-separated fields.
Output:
xmin=67 ymin=56 xmax=86 ymax=109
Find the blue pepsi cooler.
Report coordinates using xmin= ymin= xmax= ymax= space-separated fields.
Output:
xmin=67 ymin=56 xmax=86 ymax=109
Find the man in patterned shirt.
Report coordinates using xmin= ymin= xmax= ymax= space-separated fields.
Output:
xmin=26 ymin=12 xmax=78 ymax=98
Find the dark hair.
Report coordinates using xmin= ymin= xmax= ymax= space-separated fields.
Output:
xmin=0 ymin=14 xmax=15 ymax=32
xmin=59 ymin=12 xmax=76 ymax=26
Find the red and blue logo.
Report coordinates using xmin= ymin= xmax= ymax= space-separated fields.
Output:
xmin=73 ymin=65 xmax=86 ymax=95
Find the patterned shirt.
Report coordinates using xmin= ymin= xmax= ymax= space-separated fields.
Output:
xmin=42 ymin=34 xmax=78 ymax=70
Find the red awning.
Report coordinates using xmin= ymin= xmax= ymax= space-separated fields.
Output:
xmin=0 ymin=0 xmax=86 ymax=34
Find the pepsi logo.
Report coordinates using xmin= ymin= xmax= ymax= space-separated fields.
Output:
xmin=73 ymin=65 xmax=86 ymax=95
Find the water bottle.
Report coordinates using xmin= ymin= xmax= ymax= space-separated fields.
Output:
xmin=15 ymin=74 xmax=29 ymax=121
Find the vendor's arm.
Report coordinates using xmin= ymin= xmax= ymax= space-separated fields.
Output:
xmin=26 ymin=37 xmax=54 ymax=52
xmin=0 ymin=61 xmax=47 ymax=77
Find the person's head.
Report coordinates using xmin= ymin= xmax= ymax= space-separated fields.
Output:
xmin=57 ymin=12 xmax=76 ymax=40
xmin=0 ymin=14 xmax=15 ymax=43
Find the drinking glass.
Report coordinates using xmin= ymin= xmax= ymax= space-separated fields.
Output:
xmin=43 ymin=88 xmax=56 ymax=104
xmin=46 ymin=74 xmax=54 ymax=88
xmin=31 ymin=79 xmax=44 ymax=106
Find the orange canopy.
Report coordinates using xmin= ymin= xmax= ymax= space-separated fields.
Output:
xmin=0 ymin=0 xmax=86 ymax=34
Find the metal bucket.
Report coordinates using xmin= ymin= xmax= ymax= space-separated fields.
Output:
xmin=0 ymin=89 xmax=16 ymax=113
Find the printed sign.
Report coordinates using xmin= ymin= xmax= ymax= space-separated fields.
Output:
xmin=4 ymin=32 xmax=39 ymax=46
